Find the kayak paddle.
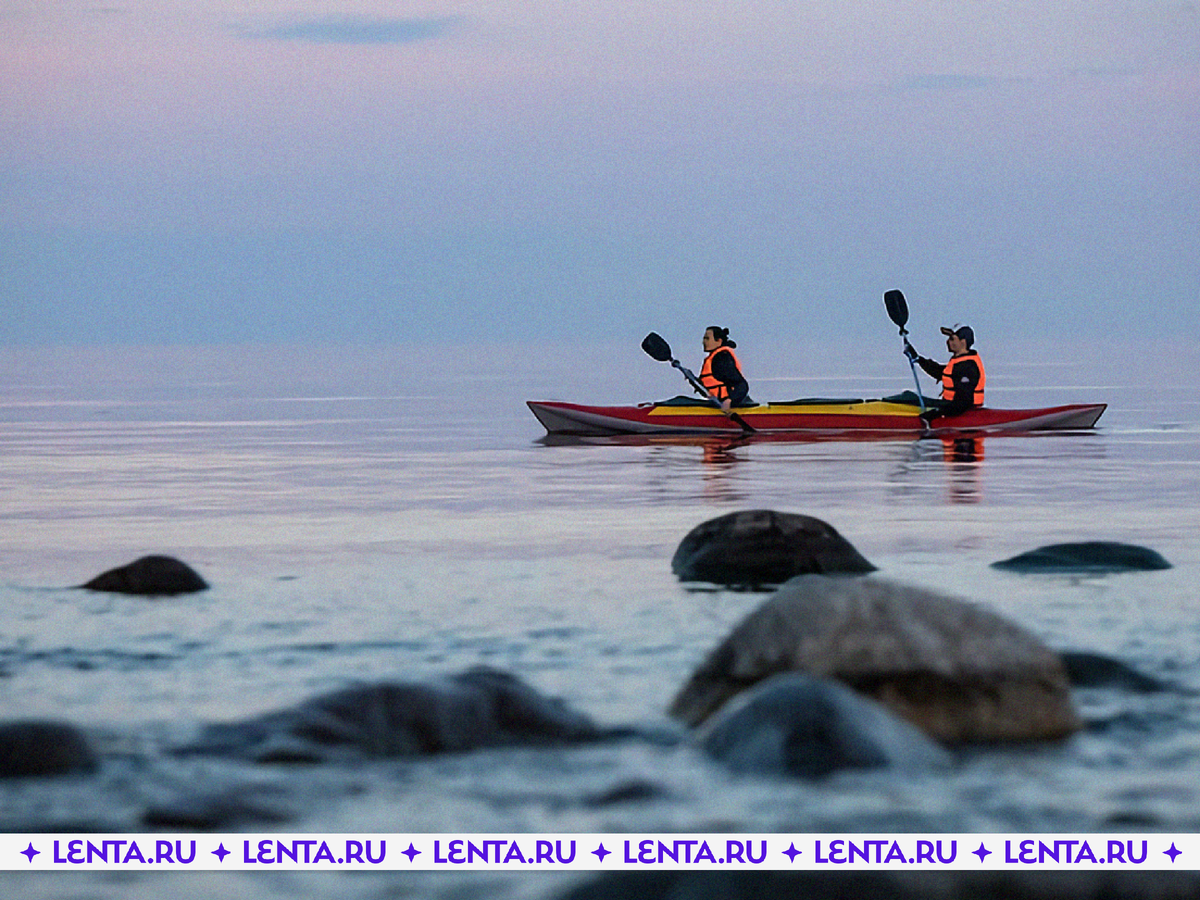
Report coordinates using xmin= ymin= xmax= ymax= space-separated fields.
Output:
xmin=641 ymin=332 xmax=756 ymax=433
xmin=883 ymin=289 xmax=927 ymax=415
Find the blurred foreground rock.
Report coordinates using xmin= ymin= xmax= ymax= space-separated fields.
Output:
xmin=670 ymin=576 xmax=1081 ymax=744
xmin=1061 ymin=651 xmax=1170 ymax=693
xmin=0 ymin=721 xmax=98 ymax=778
xmin=697 ymin=673 xmax=950 ymax=778
xmin=671 ymin=510 xmax=875 ymax=587
xmin=143 ymin=786 xmax=296 ymax=830
xmin=81 ymin=555 xmax=209 ymax=596
xmin=182 ymin=665 xmax=615 ymax=763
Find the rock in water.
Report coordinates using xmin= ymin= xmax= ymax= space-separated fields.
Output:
xmin=671 ymin=510 xmax=875 ymax=587
xmin=183 ymin=666 xmax=608 ymax=761
xmin=991 ymin=542 xmax=1171 ymax=573
xmin=81 ymin=555 xmax=209 ymax=596
xmin=698 ymin=673 xmax=951 ymax=778
xmin=0 ymin=721 xmax=98 ymax=778
xmin=669 ymin=576 xmax=1080 ymax=744
xmin=1059 ymin=651 xmax=1169 ymax=693
xmin=291 ymin=666 xmax=603 ymax=754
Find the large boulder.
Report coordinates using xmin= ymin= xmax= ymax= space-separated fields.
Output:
xmin=671 ymin=510 xmax=875 ymax=587
xmin=669 ymin=576 xmax=1081 ymax=744
xmin=182 ymin=666 xmax=610 ymax=762
xmin=991 ymin=542 xmax=1171 ymax=573
xmin=697 ymin=673 xmax=951 ymax=778
xmin=0 ymin=721 xmax=98 ymax=778
xmin=81 ymin=555 xmax=209 ymax=596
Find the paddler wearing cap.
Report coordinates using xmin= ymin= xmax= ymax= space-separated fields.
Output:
xmin=903 ymin=324 xmax=986 ymax=425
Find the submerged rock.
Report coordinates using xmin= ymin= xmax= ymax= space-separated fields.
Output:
xmin=0 ymin=721 xmax=98 ymax=778
xmin=143 ymin=788 xmax=295 ymax=829
xmin=81 ymin=555 xmax=209 ymax=596
xmin=991 ymin=542 xmax=1171 ymax=573
xmin=582 ymin=779 xmax=669 ymax=808
xmin=671 ymin=510 xmax=875 ymax=587
xmin=697 ymin=673 xmax=950 ymax=778
xmin=183 ymin=666 xmax=609 ymax=762
xmin=1060 ymin=651 xmax=1170 ymax=694
xmin=669 ymin=576 xmax=1081 ymax=744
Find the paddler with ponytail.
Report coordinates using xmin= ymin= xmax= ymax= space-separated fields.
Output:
xmin=699 ymin=326 xmax=751 ymax=411
xmin=904 ymin=323 xmax=985 ymax=426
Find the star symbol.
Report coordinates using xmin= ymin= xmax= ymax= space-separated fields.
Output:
xmin=402 ymin=843 xmax=421 ymax=863
xmin=783 ymin=843 xmax=802 ymax=862
xmin=212 ymin=843 xmax=230 ymax=863
xmin=1165 ymin=843 xmax=1182 ymax=863
xmin=21 ymin=843 xmax=39 ymax=863
xmin=592 ymin=843 xmax=610 ymax=862
xmin=973 ymin=843 xmax=991 ymax=862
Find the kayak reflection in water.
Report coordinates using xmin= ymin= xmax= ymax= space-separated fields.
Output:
xmin=699 ymin=326 xmax=752 ymax=412
xmin=943 ymin=435 xmax=985 ymax=504
xmin=942 ymin=435 xmax=985 ymax=464
xmin=904 ymin=323 xmax=986 ymax=427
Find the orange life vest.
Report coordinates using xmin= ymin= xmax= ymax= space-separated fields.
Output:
xmin=941 ymin=351 xmax=986 ymax=406
xmin=699 ymin=346 xmax=743 ymax=401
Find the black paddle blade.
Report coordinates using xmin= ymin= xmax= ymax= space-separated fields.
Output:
xmin=641 ymin=332 xmax=673 ymax=362
xmin=883 ymin=290 xmax=909 ymax=330
xmin=883 ymin=290 xmax=909 ymax=328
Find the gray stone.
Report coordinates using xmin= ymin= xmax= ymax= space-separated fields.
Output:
xmin=669 ymin=576 xmax=1080 ymax=744
xmin=142 ymin=789 xmax=294 ymax=829
xmin=182 ymin=666 xmax=608 ymax=762
xmin=1060 ymin=651 xmax=1169 ymax=693
xmin=991 ymin=542 xmax=1171 ymax=573
xmin=671 ymin=510 xmax=875 ymax=587
xmin=582 ymin=779 xmax=669 ymax=808
xmin=81 ymin=555 xmax=209 ymax=596
xmin=0 ymin=721 xmax=98 ymax=778
xmin=697 ymin=673 xmax=951 ymax=778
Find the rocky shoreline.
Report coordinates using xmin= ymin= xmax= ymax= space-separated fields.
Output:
xmin=1 ymin=513 xmax=1189 ymax=896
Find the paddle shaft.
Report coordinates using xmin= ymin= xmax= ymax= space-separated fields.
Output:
xmin=899 ymin=327 xmax=928 ymax=415
xmin=672 ymin=360 xmax=757 ymax=432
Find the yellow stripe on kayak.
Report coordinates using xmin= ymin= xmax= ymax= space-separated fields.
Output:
xmin=647 ymin=401 xmax=924 ymax=418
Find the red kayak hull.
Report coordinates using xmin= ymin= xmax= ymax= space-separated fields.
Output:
xmin=527 ymin=399 xmax=1107 ymax=436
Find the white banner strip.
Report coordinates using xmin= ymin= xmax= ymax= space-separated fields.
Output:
xmin=1 ymin=833 xmax=1195 ymax=871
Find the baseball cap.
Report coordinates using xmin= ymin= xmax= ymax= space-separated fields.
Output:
xmin=940 ymin=324 xmax=974 ymax=347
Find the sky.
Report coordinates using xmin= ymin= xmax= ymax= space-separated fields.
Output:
xmin=2 ymin=1 xmax=1198 ymax=349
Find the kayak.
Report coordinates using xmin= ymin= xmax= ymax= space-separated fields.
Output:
xmin=527 ymin=393 xmax=1107 ymax=437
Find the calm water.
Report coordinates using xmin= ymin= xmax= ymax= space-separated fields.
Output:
xmin=2 ymin=340 xmax=1199 ymax=898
